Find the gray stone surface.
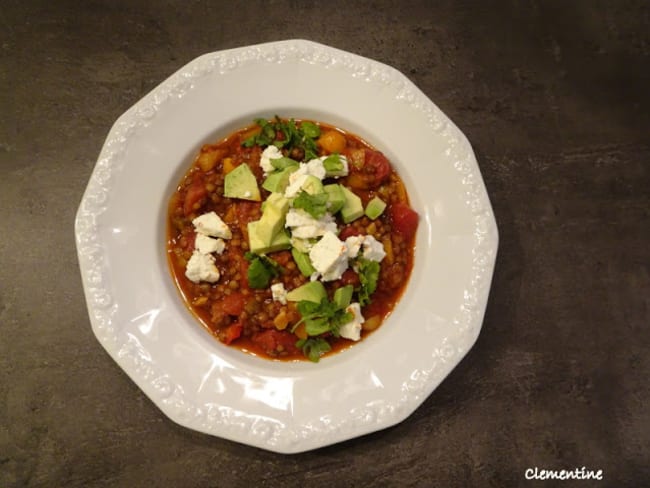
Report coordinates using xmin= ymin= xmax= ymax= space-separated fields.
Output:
xmin=1 ymin=1 xmax=648 ymax=486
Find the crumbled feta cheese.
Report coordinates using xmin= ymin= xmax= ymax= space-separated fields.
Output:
xmin=361 ymin=235 xmax=386 ymax=262
xmin=344 ymin=235 xmax=385 ymax=262
xmin=260 ymin=145 xmax=283 ymax=174
xmin=284 ymin=171 xmax=309 ymax=198
xmin=285 ymin=208 xmax=337 ymax=239
xmin=195 ymin=234 xmax=226 ymax=255
xmin=185 ymin=250 xmax=220 ymax=283
xmin=345 ymin=235 xmax=364 ymax=259
xmin=309 ymin=231 xmax=349 ymax=281
xmin=283 ymin=158 xmax=327 ymax=198
xmin=192 ymin=211 xmax=232 ymax=239
xmin=270 ymin=283 xmax=288 ymax=305
xmin=304 ymin=157 xmax=327 ymax=180
xmin=339 ymin=302 xmax=364 ymax=341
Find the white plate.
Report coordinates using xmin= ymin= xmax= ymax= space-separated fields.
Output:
xmin=75 ymin=40 xmax=498 ymax=453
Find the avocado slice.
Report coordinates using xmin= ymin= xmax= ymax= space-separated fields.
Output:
xmin=266 ymin=192 xmax=290 ymax=211
xmin=247 ymin=221 xmax=291 ymax=254
xmin=262 ymin=165 xmax=298 ymax=194
xmin=286 ymin=281 xmax=327 ymax=303
xmin=255 ymin=193 xmax=290 ymax=244
xmin=324 ymin=183 xmax=345 ymax=214
xmin=224 ymin=164 xmax=261 ymax=201
xmin=301 ymin=175 xmax=324 ymax=195
xmin=365 ymin=195 xmax=387 ymax=220
xmin=333 ymin=284 xmax=354 ymax=309
xmin=257 ymin=203 xmax=285 ymax=244
xmin=291 ymin=247 xmax=316 ymax=277
xmin=340 ymin=185 xmax=364 ymax=223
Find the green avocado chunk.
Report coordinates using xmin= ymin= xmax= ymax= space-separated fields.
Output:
xmin=291 ymin=247 xmax=316 ymax=277
xmin=286 ymin=281 xmax=327 ymax=303
xmin=340 ymin=185 xmax=364 ymax=223
xmin=324 ymin=183 xmax=345 ymax=214
xmin=247 ymin=221 xmax=291 ymax=254
xmin=301 ymin=175 xmax=324 ymax=195
xmin=365 ymin=195 xmax=387 ymax=220
xmin=333 ymin=284 xmax=354 ymax=309
xmin=249 ymin=193 xmax=290 ymax=252
xmin=262 ymin=165 xmax=298 ymax=193
xmin=224 ymin=164 xmax=261 ymax=201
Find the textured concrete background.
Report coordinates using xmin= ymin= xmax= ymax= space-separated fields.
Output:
xmin=1 ymin=1 xmax=649 ymax=487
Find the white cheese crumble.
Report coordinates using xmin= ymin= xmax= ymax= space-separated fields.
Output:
xmin=260 ymin=145 xmax=283 ymax=174
xmin=270 ymin=283 xmax=288 ymax=305
xmin=185 ymin=250 xmax=220 ymax=283
xmin=309 ymin=231 xmax=349 ymax=282
xmin=345 ymin=235 xmax=386 ymax=262
xmin=283 ymin=158 xmax=327 ymax=198
xmin=360 ymin=235 xmax=386 ymax=262
xmin=195 ymin=234 xmax=226 ymax=255
xmin=285 ymin=208 xmax=337 ymax=239
xmin=345 ymin=235 xmax=364 ymax=259
xmin=184 ymin=211 xmax=232 ymax=284
xmin=339 ymin=302 xmax=365 ymax=341
xmin=304 ymin=157 xmax=327 ymax=179
xmin=192 ymin=211 xmax=232 ymax=239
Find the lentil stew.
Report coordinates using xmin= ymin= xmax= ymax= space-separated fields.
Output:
xmin=167 ymin=117 xmax=418 ymax=361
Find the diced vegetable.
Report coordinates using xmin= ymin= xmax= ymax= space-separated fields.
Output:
xmin=318 ymin=130 xmax=346 ymax=153
xmin=390 ymin=202 xmax=419 ymax=239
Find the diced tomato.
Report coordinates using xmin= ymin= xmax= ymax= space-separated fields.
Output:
xmin=221 ymin=292 xmax=246 ymax=316
xmin=340 ymin=269 xmax=360 ymax=287
xmin=338 ymin=225 xmax=362 ymax=240
xmin=390 ymin=202 xmax=419 ymax=240
xmin=346 ymin=149 xmax=391 ymax=189
xmin=183 ymin=177 xmax=207 ymax=216
xmin=364 ymin=150 xmax=391 ymax=184
xmin=252 ymin=329 xmax=300 ymax=355
xmin=222 ymin=322 xmax=243 ymax=344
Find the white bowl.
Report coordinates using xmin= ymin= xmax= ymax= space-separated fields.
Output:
xmin=75 ymin=39 xmax=498 ymax=453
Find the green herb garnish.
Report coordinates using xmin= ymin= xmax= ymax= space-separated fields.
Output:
xmin=291 ymin=297 xmax=353 ymax=339
xmin=241 ymin=116 xmax=320 ymax=161
xmin=244 ymin=252 xmax=281 ymax=289
xmin=300 ymin=121 xmax=320 ymax=138
xmin=356 ymin=258 xmax=380 ymax=306
xmin=270 ymin=156 xmax=300 ymax=171
xmin=295 ymin=337 xmax=331 ymax=363
xmin=242 ymin=118 xmax=276 ymax=147
xmin=292 ymin=190 xmax=329 ymax=219
xmin=323 ymin=153 xmax=344 ymax=174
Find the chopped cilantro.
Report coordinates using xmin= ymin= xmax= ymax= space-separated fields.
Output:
xmin=356 ymin=258 xmax=380 ymax=306
xmin=296 ymin=337 xmax=331 ymax=363
xmin=242 ymin=118 xmax=276 ymax=147
xmin=292 ymin=297 xmax=353 ymax=339
xmin=241 ymin=116 xmax=321 ymax=162
xmin=300 ymin=121 xmax=320 ymax=138
xmin=244 ymin=252 xmax=280 ymax=289
xmin=323 ymin=154 xmax=344 ymax=173
xmin=292 ymin=191 xmax=329 ymax=219
xmin=270 ymin=156 xmax=300 ymax=170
